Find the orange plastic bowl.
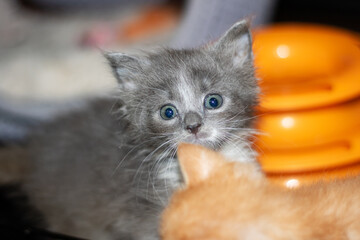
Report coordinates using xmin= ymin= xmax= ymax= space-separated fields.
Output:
xmin=256 ymin=97 xmax=360 ymax=152
xmin=266 ymin=161 xmax=360 ymax=188
xmin=252 ymin=24 xmax=360 ymax=186
xmin=252 ymin=24 xmax=360 ymax=111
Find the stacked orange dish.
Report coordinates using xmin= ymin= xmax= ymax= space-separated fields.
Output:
xmin=252 ymin=24 xmax=360 ymax=188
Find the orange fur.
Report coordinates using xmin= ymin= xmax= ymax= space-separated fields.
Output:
xmin=161 ymin=144 xmax=360 ymax=240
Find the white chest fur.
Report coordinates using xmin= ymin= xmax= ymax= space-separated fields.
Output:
xmin=220 ymin=139 xmax=257 ymax=163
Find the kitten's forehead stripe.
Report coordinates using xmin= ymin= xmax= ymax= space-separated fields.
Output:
xmin=176 ymin=72 xmax=198 ymax=112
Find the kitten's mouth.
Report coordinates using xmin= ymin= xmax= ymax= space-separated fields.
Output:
xmin=183 ymin=131 xmax=213 ymax=145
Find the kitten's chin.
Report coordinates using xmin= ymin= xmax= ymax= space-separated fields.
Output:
xmin=183 ymin=132 xmax=217 ymax=149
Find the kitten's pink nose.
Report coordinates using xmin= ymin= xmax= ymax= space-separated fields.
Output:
xmin=186 ymin=123 xmax=201 ymax=134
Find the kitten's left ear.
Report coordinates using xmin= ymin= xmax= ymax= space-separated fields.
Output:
xmin=105 ymin=52 xmax=147 ymax=91
xmin=177 ymin=143 xmax=225 ymax=187
xmin=212 ymin=19 xmax=253 ymax=67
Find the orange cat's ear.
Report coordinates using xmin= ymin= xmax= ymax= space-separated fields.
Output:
xmin=177 ymin=143 xmax=225 ymax=187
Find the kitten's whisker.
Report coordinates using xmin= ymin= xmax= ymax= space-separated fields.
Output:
xmin=218 ymin=126 xmax=263 ymax=136
xmin=150 ymin=145 xmax=176 ymax=203
xmin=112 ymin=138 xmax=158 ymax=176
xmin=164 ymin=145 xmax=179 ymax=198
xmin=134 ymin=139 xmax=174 ymax=201
xmin=227 ymin=108 xmax=248 ymax=121
xmin=151 ymin=141 xmax=177 ymax=180
xmin=222 ymin=133 xmax=258 ymax=160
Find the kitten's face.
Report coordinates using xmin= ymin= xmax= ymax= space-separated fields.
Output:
xmin=107 ymin=20 xmax=258 ymax=151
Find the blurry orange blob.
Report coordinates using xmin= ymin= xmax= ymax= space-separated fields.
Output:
xmin=253 ymin=24 xmax=360 ymax=111
xmin=252 ymin=24 xmax=360 ymax=188
xmin=119 ymin=5 xmax=180 ymax=44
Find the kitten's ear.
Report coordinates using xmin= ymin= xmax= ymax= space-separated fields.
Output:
xmin=177 ymin=143 xmax=224 ymax=187
xmin=212 ymin=19 xmax=253 ymax=67
xmin=105 ymin=52 xmax=145 ymax=91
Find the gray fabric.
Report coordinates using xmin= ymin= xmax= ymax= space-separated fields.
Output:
xmin=170 ymin=0 xmax=277 ymax=48
xmin=0 ymin=96 xmax=87 ymax=142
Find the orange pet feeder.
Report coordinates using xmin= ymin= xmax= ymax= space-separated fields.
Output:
xmin=252 ymin=24 xmax=360 ymax=188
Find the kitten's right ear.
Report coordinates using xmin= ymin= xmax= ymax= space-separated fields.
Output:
xmin=212 ymin=19 xmax=253 ymax=67
xmin=177 ymin=143 xmax=224 ymax=187
xmin=105 ymin=52 xmax=144 ymax=91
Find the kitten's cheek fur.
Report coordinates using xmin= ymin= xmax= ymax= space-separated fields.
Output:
xmin=149 ymin=113 xmax=181 ymax=135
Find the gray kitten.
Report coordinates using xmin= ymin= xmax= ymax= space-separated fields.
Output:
xmin=6 ymin=20 xmax=258 ymax=240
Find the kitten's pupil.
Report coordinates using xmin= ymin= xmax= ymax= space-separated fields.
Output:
xmin=165 ymin=108 xmax=174 ymax=118
xmin=209 ymin=98 xmax=218 ymax=108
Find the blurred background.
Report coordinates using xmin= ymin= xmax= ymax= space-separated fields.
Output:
xmin=0 ymin=0 xmax=359 ymax=143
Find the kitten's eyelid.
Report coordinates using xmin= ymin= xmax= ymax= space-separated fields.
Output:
xmin=203 ymin=92 xmax=224 ymax=101
xmin=158 ymin=103 xmax=177 ymax=111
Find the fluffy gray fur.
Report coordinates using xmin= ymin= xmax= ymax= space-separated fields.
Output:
xmin=11 ymin=20 xmax=258 ymax=240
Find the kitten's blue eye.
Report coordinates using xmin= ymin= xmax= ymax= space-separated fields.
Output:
xmin=160 ymin=104 xmax=178 ymax=120
xmin=204 ymin=94 xmax=223 ymax=109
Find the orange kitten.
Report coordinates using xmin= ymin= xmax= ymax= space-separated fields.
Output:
xmin=161 ymin=143 xmax=360 ymax=240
